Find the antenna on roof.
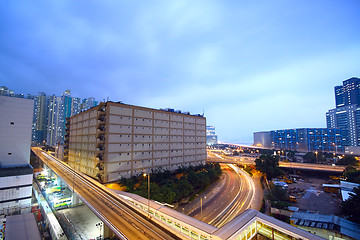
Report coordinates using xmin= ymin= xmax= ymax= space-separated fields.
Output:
xmin=107 ymin=96 xmax=109 ymax=102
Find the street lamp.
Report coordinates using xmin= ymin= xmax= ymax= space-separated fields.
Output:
xmin=143 ymin=173 xmax=150 ymax=217
xmin=96 ymin=222 xmax=103 ymax=240
xmin=315 ymin=151 xmax=318 ymax=165
xmin=332 ymin=143 xmax=337 ymax=165
xmin=200 ymin=196 xmax=206 ymax=218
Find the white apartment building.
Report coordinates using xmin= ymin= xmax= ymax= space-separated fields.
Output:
xmin=65 ymin=102 xmax=207 ymax=183
xmin=0 ymin=95 xmax=34 ymax=215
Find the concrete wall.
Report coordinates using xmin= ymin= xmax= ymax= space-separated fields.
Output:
xmin=0 ymin=96 xmax=34 ymax=167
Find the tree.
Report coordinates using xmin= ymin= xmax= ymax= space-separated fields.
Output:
xmin=266 ymin=184 xmax=289 ymax=210
xmin=343 ymin=167 xmax=360 ymax=184
xmin=337 ymin=156 xmax=358 ymax=166
xmin=255 ymin=154 xmax=283 ymax=180
xmin=303 ymin=152 xmax=326 ymax=164
xmin=342 ymin=187 xmax=360 ymax=223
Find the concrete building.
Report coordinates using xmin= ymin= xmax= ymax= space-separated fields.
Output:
xmin=253 ymin=131 xmax=271 ymax=148
xmin=291 ymin=211 xmax=360 ymax=240
xmin=47 ymin=95 xmax=64 ymax=146
xmin=0 ymin=96 xmax=34 ymax=215
xmin=32 ymin=92 xmax=49 ymax=144
xmin=326 ymin=77 xmax=360 ymax=147
xmin=65 ymin=102 xmax=207 ymax=183
xmin=206 ymin=126 xmax=218 ymax=145
xmin=253 ymin=128 xmax=344 ymax=152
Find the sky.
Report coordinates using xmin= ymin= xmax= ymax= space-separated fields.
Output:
xmin=1 ymin=1 xmax=360 ymax=144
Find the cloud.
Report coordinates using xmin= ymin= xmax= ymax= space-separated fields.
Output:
xmin=0 ymin=0 xmax=359 ymax=143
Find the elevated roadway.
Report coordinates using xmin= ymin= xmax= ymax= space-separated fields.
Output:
xmin=33 ymin=148 xmax=325 ymax=240
xmin=32 ymin=147 xmax=181 ymax=240
xmin=208 ymin=152 xmax=346 ymax=173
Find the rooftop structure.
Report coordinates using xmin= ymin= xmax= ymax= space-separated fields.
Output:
xmin=291 ymin=211 xmax=360 ymax=240
xmin=5 ymin=213 xmax=41 ymax=240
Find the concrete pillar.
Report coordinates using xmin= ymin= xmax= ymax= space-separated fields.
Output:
xmin=103 ymin=223 xmax=113 ymax=239
xmin=71 ymin=193 xmax=82 ymax=206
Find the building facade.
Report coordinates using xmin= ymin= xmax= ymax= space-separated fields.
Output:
xmin=0 ymin=96 xmax=34 ymax=215
xmin=65 ymin=102 xmax=207 ymax=183
xmin=253 ymin=131 xmax=272 ymax=148
xmin=326 ymin=77 xmax=360 ymax=147
xmin=253 ymin=128 xmax=344 ymax=152
xmin=206 ymin=126 xmax=218 ymax=145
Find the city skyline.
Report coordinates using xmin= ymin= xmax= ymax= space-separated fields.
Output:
xmin=1 ymin=1 xmax=360 ymax=144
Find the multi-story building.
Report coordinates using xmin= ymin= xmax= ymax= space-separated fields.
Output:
xmin=1 ymin=86 xmax=100 ymax=146
xmin=47 ymin=95 xmax=65 ymax=146
xmin=326 ymin=77 xmax=360 ymax=147
xmin=65 ymin=102 xmax=207 ymax=182
xmin=206 ymin=126 xmax=218 ymax=145
xmin=32 ymin=92 xmax=49 ymax=144
xmin=253 ymin=131 xmax=272 ymax=148
xmin=253 ymin=128 xmax=344 ymax=152
xmin=82 ymin=97 xmax=98 ymax=111
xmin=0 ymin=95 xmax=34 ymax=215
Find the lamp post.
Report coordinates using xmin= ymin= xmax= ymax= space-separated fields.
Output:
xmin=315 ymin=151 xmax=318 ymax=165
xmin=143 ymin=173 xmax=150 ymax=217
xmin=333 ymin=143 xmax=337 ymax=165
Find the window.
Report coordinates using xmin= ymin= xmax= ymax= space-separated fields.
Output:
xmin=8 ymin=153 xmax=12 ymax=155
xmin=10 ymin=122 xmax=14 ymax=125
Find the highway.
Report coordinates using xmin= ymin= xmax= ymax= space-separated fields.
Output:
xmin=187 ymin=156 xmax=258 ymax=227
xmin=32 ymin=148 xmax=180 ymax=240
xmin=208 ymin=152 xmax=346 ymax=173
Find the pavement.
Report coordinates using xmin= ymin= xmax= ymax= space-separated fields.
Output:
xmin=288 ymin=177 xmax=342 ymax=215
xmin=57 ymin=205 xmax=102 ymax=240
xmin=251 ymin=171 xmax=264 ymax=210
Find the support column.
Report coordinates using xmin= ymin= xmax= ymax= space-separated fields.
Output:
xmin=71 ymin=193 xmax=81 ymax=206
xmin=103 ymin=223 xmax=113 ymax=239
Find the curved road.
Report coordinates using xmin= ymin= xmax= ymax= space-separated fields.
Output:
xmin=186 ymin=163 xmax=260 ymax=228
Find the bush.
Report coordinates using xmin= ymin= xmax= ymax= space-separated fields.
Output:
xmin=119 ymin=163 xmax=223 ymax=204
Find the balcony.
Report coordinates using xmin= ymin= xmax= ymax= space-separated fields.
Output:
xmin=97 ymin=134 xmax=105 ymax=142
xmin=95 ymin=163 xmax=104 ymax=171
xmin=97 ymin=143 xmax=105 ymax=151
xmin=96 ymin=153 xmax=104 ymax=161
xmin=95 ymin=172 xmax=104 ymax=183
xmin=97 ymin=124 xmax=105 ymax=132
xmin=98 ymin=114 xmax=106 ymax=121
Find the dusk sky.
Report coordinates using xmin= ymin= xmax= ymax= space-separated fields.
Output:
xmin=1 ymin=1 xmax=359 ymax=144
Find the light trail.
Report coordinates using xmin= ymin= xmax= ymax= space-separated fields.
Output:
xmin=34 ymin=148 xmax=180 ymax=240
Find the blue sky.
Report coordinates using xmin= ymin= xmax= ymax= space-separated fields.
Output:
xmin=1 ymin=1 xmax=359 ymax=144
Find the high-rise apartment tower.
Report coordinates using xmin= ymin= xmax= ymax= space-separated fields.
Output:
xmin=326 ymin=77 xmax=360 ymax=146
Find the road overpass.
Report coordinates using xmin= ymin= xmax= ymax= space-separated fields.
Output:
xmin=32 ymin=147 xmax=181 ymax=240
xmin=208 ymin=153 xmax=346 ymax=173
xmin=32 ymin=148 xmax=325 ymax=240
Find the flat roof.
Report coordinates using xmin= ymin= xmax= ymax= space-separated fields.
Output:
xmin=0 ymin=164 xmax=33 ymax=177
xmin=5 ymin=213 xmax=41 ymax=240
xmin=291 ymin=211 xmax=360 ymax=240
xmin=69 ymin=101 xmax=205 ymax=120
